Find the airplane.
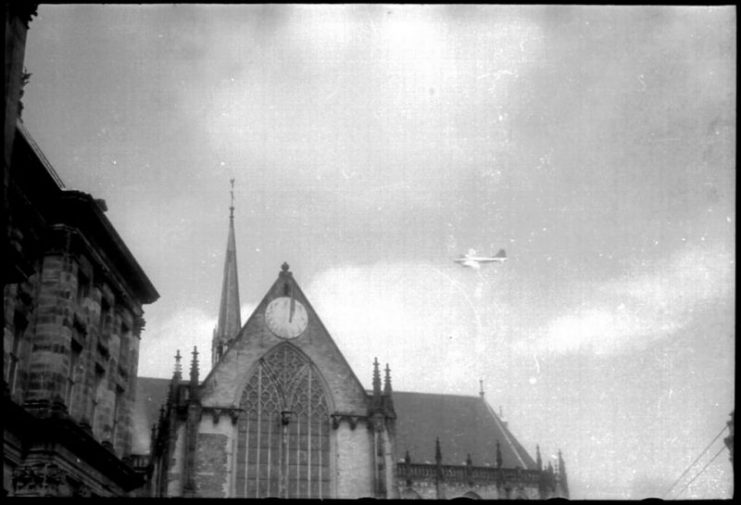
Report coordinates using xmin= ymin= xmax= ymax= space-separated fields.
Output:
xmin=454 ymin=248 xmax=507 ymax=269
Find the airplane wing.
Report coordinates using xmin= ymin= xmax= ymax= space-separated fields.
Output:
xmin=461 ymin=259 xmax=481 ymax=269
xmin=494 ymin=249 xmax=507 ymax=259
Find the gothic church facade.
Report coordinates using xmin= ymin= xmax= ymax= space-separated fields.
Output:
xmin=139 ymin=202 xmax=569 ymax=499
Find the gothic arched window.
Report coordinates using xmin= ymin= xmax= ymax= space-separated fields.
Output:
xmin=235 ymin=344 xmax=331 ymax=498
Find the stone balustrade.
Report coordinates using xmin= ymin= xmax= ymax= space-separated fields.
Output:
xmin=396 ymin=461 xmax=541 ymax=485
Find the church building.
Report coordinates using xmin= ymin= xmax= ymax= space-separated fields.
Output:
xmin=135 ymin=192 xmax=569 ymax=499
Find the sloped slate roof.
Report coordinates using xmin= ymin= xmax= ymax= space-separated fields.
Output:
xmin=391 ymin=391 xmax=537 ymax=469
xmin=132 ymin=377 xmax=171 ymax=453
xmin=133 ymin=378 xmax=536 ymax=470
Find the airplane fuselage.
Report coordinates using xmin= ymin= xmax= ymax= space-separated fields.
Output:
xmin=454 ymin=257 xmax=506 ymax=263
xmin=453 ymin=249 xmax=507 ymax=268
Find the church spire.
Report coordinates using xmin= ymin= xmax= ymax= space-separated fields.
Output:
xmin=372 ymin=357 xmax=382 ymax=398
xmin=383 ymin=363 xmax=395 ymax=416
xmin=212 ymin=179 xmax=242 ymax=367
xmin=168 ymin=349 xmax=182 ymax=405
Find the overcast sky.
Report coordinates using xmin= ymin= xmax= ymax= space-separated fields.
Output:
xmin=22 ymin=4 xmax=734 ymax=499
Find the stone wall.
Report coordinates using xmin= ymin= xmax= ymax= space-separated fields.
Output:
xmin=397 ymin=462 xmax=545 ymax=499
xmin=166 ymin=424 xmax=185 ymax=496
xmin=3 ymin=275 xmax=36 ymax=404
xmin=334 ymin=420 xmax=373 ymax=498
xmin=195 ymin=433 xmax=228 ymax=497
xmin=193 ymin=415 xmax=234 ymax=497
xmin=6 ymin=231 xmax=147 ymax=459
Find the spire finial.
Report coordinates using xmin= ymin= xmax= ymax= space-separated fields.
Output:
xmin=435 ymin=437 xmax=442 ymax=465
xmin=536 ymin=444 xmax=543 ymax=470
xmin=384 ymin=363 xmax=392 ymax=395
xmin=174 ymin=349 xmax=182 ymax=378
xmin=229 ymin=178 xmax=235 ymax=220
xmin=169 ymin=349 xmax=182 ymax=404
xmin=372 ymin=357 xmax=382 ymax=399
xmin=213 ymin=183 xmax=241 ymax=368
xmin=479 ymin=378 xmax=484 ymax=398
xmin=190 ymin=346 xmax=200 ymax=386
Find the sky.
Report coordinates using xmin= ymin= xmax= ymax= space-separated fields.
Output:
xmin=22 ymin=4 xmax=734 ymax=500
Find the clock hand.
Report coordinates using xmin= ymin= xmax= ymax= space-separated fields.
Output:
xmin=289 ymin=294 xmax=295 ymax=323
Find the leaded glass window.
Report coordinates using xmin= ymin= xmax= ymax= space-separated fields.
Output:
xmin=236 ymin=344 xmax=331 ymax=498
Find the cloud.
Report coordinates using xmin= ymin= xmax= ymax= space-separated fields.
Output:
xmin=305 ymin=261 xmax=518 ymax=393
xmin=138 ymin=302 xmax=256 ymax=378
xmin=138 ymin=307 xmax=216 ymax=378
xmin=532 ymin=243 xmax=733 ymax=356
xmin=195 ymin=6 xmax=543 ymax=208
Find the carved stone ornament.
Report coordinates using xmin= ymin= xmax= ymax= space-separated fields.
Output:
xmin=330 ymin=413 xmax=366 ymax=430
xmin=12 ymin=463 xmax=70 ymax=497
xmin=228 ymin=409 xmax=241 ymax=425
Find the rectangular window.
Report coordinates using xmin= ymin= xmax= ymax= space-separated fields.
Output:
xmin=100 ymin=299 xmax=111 ymax=332
xmin=66 ymin=339 xmax=83 ymax=413
xmin=91 ymin=365 xmax=105 ymax=438
xmin=119 ymin=322 xmax=130 ymax=370
xmin=112 ymin=385 xmax=124 ymax=450
xmin=77 ymin=270 xmax=90 ymax=305
xmin=7 ymin=312 xmax=27 ymax=395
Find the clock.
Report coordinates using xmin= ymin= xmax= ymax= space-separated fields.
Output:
xmin=265 ymin=296 xmax=309 ymax=339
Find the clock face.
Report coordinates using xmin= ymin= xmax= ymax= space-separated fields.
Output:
xmin=265 ymin=296 xmax=309 ymax=339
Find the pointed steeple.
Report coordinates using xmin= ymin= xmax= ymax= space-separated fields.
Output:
xmin=557 ymin=449 xmax=564 ymax=472
xmin=212 ymin=179 xmax=241 ymax=367
xmin=149 ymin=423 xmax=158 ymax=454
xmin=174 ymin=349 xmax=182 ymax=379
xmin=558 ymin=449 xmax=569 ymax=496
xmin=383 ymin=363 xmax=395 ymax=416
xmin=496 ymin=439 xmax=503 ymax=468
xmin=383 ymin=363 xmax=392 ymax=395
xmin=190 ymin=346 xmax=200 ymax=388
xmin=168 ymin=349 xmax=182 ymax=405
xmin=435 ymin=437 xmax=442 ymax=465
xmin=536 ymin=444 xmax=543 ymax=471
xmin=372 ymin=357 xmax=382 ymax=398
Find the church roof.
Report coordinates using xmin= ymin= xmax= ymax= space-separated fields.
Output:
xmin=133 ymin=377 xmax=171 ymax=453
xmin=133 ymin=378 xmax=536 ymax=470
xmin=392 ymin=391 xmax=537 ymax=469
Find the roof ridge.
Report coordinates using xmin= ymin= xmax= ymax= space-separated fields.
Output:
xmin=389 ymin=390 xmax=484 ymax=399
xmin=483 ymin=401 xmax=530 ymax=469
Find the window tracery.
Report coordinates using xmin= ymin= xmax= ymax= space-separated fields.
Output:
xmin=236 ymin=344 xmax=330 ymax=498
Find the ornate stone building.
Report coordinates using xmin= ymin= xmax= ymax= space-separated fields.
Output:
xmin=3 ymin=5 xmax=159 ymax=496
xmin=134 ymin=200 xmax=569 ymax=499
